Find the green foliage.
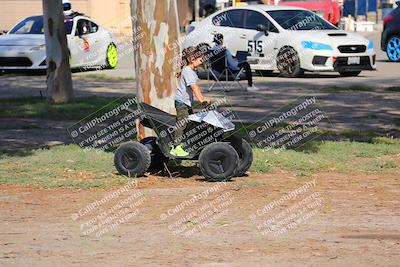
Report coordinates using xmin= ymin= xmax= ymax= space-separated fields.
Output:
xmin=250 ymin=140 xmax=400 ymax=173
xmin=0 ymin=141 xmax=399 ymax=189
xmin=356 ymin=159 xmax=397 ymax=172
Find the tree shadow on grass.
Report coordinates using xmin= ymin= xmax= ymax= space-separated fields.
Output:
xmin=0 ymin=149 xmax=34 ymax=159
xmin=291 ymin=141 xmax=323 ymax=154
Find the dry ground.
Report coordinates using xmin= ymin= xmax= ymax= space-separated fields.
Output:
xmin=1 ymin=165 xmax=399 ymax=267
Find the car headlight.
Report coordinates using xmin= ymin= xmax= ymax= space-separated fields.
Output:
xmin=368 ymin=40 xmax=374 ymax=50
xmin=30 ymin=44 xmax=46 ymax=51
xmin=301 ymin=41 xmax=333 ymax=51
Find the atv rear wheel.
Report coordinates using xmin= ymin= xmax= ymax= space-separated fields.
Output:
xmin=114 ymin=141 xmax=151 ymax=177
xmin=199 ymin=142 xmax=239 ymax=182
xmin=140 ymin=137 xmax=168 ymax=173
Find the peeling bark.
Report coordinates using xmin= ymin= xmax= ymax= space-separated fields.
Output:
xmin=131 ymin=0 xmax=180 ymax=138
xmin=43 ymin=0 xmax=74 ymax=103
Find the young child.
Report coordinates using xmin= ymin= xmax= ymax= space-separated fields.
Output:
xmin=170 ymin=46 xmax=209 ymax=157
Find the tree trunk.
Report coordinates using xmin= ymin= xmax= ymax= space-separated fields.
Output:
xmin=42 ymin=0 xmax=74 ymax=103
xmin=131 ymin=0 xmax=180 ymax=138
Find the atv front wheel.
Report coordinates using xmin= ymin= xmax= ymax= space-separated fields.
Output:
xmin=199 ymin=142 xmax=239 ymax=182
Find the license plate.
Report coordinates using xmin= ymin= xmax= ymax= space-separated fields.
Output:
xmin=347 ymin=57 xmax=360 ymax=65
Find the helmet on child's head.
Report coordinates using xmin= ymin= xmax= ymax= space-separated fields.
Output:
xmin=63 ymin=0 xmax=73 ymax=16
xmin=213 ymin=33 xmax=224 ymax=44
xmin=63 ymin=0 xmax=71 ymax=10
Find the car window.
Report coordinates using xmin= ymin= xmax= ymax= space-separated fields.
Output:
xmin=89 ymin=21 xmax=99 ymax=33
xmin=9 ymin=16 xmax=73 ymax=34
xmin=213 ymin=10 xmax=245 ymax=28
xmin=76 ymin=19 xmax=90 ymax=35
xmin=267 ymin=10 xmax=336 ymax=30
xmin=245 ymin=10 xmax=278 ymax=33
xmin=9 ymin=16 xmax=43 ymax=34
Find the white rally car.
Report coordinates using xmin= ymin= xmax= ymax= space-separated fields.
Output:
xmin=0 ymin=15 xmax=118 ymax=70
xmin=184 ymin=5 xmax=376 ymax=77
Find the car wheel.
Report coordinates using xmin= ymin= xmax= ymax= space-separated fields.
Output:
xmin=199 ymin=142 xmax=239 ymax=182
xmin=256 ymin=70 xmax=274 ymax=76
xmin=339 ymin=71 xmax=362 ymax=77
xmin=277 ymin=46 xmax=304 ymax=78
xmin=105 ymin=43 xmax=118 ymax=69
xmin=140 ymin=137 xmax=169 ymax=173
xmin=386 ymin=35 xmax=400 ymax=62
xmin=114 ymin=141 xmax=151 ymax=177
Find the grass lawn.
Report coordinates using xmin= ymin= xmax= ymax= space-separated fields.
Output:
xmin=0 ymin=139 xmax=398 ymax=189
xmin=0 ymin=145 xmax=130 ymax=189
xmin=0 ymin=96 xmax=135 ymax=121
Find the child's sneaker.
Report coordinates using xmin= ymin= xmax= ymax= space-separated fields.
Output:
xmin=173 ymin=145 xmax=189 ymax=157
xmin=169 ymin=146 xmax=177 ymax=156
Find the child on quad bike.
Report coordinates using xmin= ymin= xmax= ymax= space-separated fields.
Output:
xmin=170 ymin=46 xmax=210 ymax=157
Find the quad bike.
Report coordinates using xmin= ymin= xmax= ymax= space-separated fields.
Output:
xmin=114 ymin=102 xmax=253 ymax=182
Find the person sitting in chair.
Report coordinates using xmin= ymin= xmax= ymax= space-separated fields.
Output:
xmin=211 ymin=33 xmax=258 ymax=92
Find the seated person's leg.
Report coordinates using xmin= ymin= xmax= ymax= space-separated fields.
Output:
xmin=238 ymin=62 xmax=253 ymax=87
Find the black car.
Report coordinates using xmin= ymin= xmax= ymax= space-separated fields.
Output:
xmin=381 ymin=2 xmax=400 ymax=62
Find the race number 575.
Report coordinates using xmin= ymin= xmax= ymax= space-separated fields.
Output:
xmin=248 ymin=40 xmax=263 ymax=53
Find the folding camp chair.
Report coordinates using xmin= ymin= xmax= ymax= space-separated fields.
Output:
xmin=206 ymin=48 xmax=246 ymax=92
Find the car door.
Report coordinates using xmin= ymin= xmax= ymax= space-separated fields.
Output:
xmin=242 ymin=10 xmax=280 ymax=69
xmin=64 ymin=18 xmax=76 ymax=66
xmin=71 ymin=18 xmax=99 ymax=68
xmin=87 ymin=20 xmax=104 ymax=65
xmin=210 ymin=9 xmax=247 ymax=55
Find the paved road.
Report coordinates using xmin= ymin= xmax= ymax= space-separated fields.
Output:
xmin=73 ymin=30 xmax=399 ymax=88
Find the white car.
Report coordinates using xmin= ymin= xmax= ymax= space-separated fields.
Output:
xmin=184 ymin=5 xmax=376 ymax=77
xmin=0 ymin=15 xmax=118 ymax=70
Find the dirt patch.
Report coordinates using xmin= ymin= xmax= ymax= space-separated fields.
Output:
xmin=1 ymin=170 xmax=399 ymax=266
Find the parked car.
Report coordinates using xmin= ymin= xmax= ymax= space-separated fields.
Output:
xmin=184 ymin=5 xmax=376 ymax=77
xmin=381 ymin=2 xmax=400 ymax=62
xmin=279 ymin=0 xmax=342 ymax=26
xmin=0 ymin=15 xmax=118 ymax=70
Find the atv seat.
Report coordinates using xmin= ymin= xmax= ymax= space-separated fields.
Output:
xmin=140 ymin=102 xmax=177 ymax=127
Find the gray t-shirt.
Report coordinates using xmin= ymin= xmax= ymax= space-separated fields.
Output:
xmin=175 ymin=66 xmax=198 ymax=107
